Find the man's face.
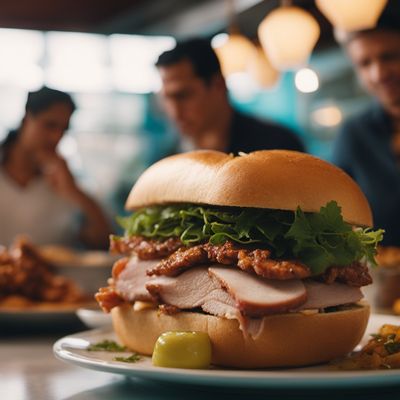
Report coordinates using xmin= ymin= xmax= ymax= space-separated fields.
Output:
xmin=158 ymin=59 xmax=223 ymax=139
xmin=347 ymin=30 xmax=400 ymax=115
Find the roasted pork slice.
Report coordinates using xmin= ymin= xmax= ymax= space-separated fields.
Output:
xmin=145 ymin=266 xmax=228 ymax=309
xmin=115 ymin=257 xmax=160 ymax=303
xmin=146 ymin=266 xmax=241 ymax=321
xmin=300 ymin=280 xmax=363 ymax=310
xmin=146 ymin=265 xmax=309 ymax=317
xmin=208 ymin=267 xmax=307 ymax=316
xmin=201 ymin=298 xmax=240 ymax=320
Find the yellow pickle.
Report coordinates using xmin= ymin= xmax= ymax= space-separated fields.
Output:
xmin=152 ymin=331 xmax=212 ymax=369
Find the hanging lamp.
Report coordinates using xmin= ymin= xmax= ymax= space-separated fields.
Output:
xmin=213 ymin=0 xmax=256 ymax=77
xmin=258 ymin=0 xmax=320 ymax=70
xmin=247 ymin=46 xmax=280 ymax=88
xmin=214 ymin=33 xmax=256 ymax=77
xmin=316 ymin=0 xmax=387 ymax=31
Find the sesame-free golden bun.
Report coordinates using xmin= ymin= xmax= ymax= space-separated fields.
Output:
xmin=125 ymin=150 xmax=373 ymax=227
xmin=111 ymin=303 xmax=370 ymax=368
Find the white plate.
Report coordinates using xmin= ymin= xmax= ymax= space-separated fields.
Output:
xmin=76 ymin=308 xmax=112 ymax=329
xmin=0 ymin=302 xmax=95 ymax=330
xmin=53 ymin=313 xmax=400 ymax=389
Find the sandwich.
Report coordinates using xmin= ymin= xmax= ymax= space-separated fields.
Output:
xmin=96 ymin=150 xmax=383 ymax=368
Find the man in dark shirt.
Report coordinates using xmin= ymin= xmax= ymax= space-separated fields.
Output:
xmin=155 ymin=38 xmax=304 ymax=154
xmin=333 ymin=104 xmax=400 ymax=245
xmin=332 ymin=1 xmax=400 ymax=245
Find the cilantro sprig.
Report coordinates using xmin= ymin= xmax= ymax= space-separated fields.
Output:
xmin=117 ymin=201 xmax=383 ymax=275
xmin=114 ymin=354 xmax=141 ymax=363
xmin=285 ymin=202 xmax=383 ymax=274
xmin=86 ymin=340 xmax=141 ymax=363
xmin=87 ymin=340 xmax=127 ymax=352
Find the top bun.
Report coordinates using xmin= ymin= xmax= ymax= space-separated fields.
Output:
xmin=126 ymin=150 xmax=372 ymax=227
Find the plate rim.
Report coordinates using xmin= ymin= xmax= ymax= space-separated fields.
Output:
xmin=0 ymin=301 xmax=97 ymax=315
xmin=53 ymin=313 xmax=400 ymax=389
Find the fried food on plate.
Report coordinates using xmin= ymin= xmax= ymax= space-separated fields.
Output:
xmin=337 ymin=324 xmax=400 ymax=369
xmin=0 ymin=237 xmax=87 ymax=309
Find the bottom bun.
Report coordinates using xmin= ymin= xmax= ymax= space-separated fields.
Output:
xmin=111 ymin=302 xmax=370 ymax=368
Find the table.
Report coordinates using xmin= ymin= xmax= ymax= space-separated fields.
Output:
xmin=1 ymin=326 xmax=400 ymax=400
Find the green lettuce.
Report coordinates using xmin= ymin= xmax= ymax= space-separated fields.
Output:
xmin=117 ymin=201 xmax=383 ymax=275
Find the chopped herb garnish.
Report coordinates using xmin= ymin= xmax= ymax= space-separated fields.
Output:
xmin=384 ymin=338 xmax=400 ymax=355
xmin=114 ymin=354 xmax=141 ymax=363
xmin=87 ymin=340 xmax=127 ymax=352
xmin=371 ymin=334 xmax=383 ymax=342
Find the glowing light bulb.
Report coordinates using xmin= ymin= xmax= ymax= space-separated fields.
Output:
xmin=295 ymin=68 xmax=319 ymax=93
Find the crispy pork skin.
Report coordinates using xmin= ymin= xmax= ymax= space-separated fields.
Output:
xmin=147 ymin=241 xmax=312 ymax=280
xmin=113 ymin=236 xmax=370 ymax=286
xmin=237 ymin=250 xmax=311 ymax=280
xmin=321 ymin=263 xmax=372 ymax=287
xmin=110 ymin=236 xmax=183 ymax=259
xmin=147 ymin=246 xmax=208 ymax=277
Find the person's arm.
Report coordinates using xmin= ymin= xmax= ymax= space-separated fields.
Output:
xmin=37 ymin=152 xmax=112 ymax=249
xmin=74 ymin=192 xmax=111 ymax=250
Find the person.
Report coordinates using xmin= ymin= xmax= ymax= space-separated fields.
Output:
xmin=0 ymin=86 xmax=111 ymax=249
xmin=331 ymin=1 xmax=400 ymax=246
xmin=155 ymin=38 xmax=304 ymax=154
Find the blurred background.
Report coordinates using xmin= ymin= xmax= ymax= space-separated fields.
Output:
xmin=0 ymin=0 xmax=379 ymax=216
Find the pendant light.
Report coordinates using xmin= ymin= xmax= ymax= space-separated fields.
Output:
xmin=258 ymin=0 xmax=320 ymax=70
xmin=316 ymin=0 xmax=387 ymax=31
xmin=213 ymin=0 xmax=256 ymax=77
xmin=247 ymin=46 xmax=280 ymax=88
xmin=214 ymin=33 xmax=256 ymax=77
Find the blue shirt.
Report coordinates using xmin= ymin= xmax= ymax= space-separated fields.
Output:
xmin=332 ymin=102 xmax=400 ymax=245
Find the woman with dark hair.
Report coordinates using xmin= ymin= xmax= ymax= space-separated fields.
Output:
xmin=0 ymin=86 xmax=111 ymax=249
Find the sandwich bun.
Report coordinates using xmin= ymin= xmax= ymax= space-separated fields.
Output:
xmin=111 ymin=303 xmax=370 ymax=368
xmin=126 ymin=150 xmax=372 ymax=227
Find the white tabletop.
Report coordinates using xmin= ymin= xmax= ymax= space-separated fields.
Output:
xmin=0 ymin=334 xmax=123 ymax=400
xmin=1 ymin=329 xmax=399 ymax=400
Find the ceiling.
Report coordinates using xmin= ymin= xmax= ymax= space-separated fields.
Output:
xmin=0 ymin=0 xmax=335 ymax=48
xmin=0 ymin=0 xmax=146 ymax=33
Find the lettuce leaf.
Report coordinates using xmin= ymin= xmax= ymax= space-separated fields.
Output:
xmin=285 ymin=202 xmax=383 ymax=274
xmin=117 ymin=201 xmax=384 ymax=275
